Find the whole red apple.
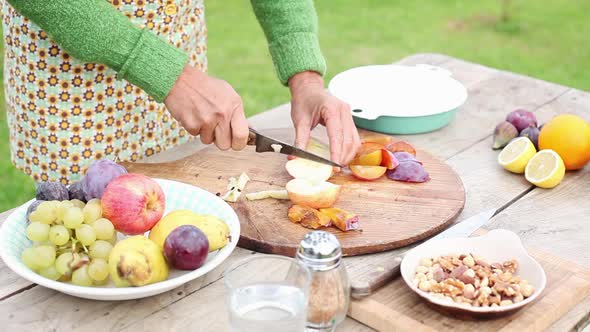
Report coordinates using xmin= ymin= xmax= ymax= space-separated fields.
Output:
xmin=101 ymin=173 xmax=165 ymax=235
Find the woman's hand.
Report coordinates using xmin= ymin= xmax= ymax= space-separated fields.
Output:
xmin=289 ymin=71 xmax=361 ymax=165
xmin=164 ymin=65 xmax=250 ymax=151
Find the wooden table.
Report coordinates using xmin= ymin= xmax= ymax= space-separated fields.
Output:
xmin=1 ymin=53 xmax=589 ymax=331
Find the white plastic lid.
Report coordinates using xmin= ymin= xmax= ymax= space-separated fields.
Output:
xmin=328 ymin=64 xmax=468 ymax=120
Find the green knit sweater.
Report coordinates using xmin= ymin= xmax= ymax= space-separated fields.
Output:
xmin=6 ymin=0 xmax=327 ymax=102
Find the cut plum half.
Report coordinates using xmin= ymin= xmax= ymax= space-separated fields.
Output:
xmin=286 ymin=179 xmax=341 ymax=209
xmin=350 ymin=165 xmax=387 ymax=181
xmin=285 ymin=158 xmax=333 ymax=182
xmin=381 ymin=149 xmax=400 ymax=170
xmin=351 ymin=142 xmax=384 ymax=166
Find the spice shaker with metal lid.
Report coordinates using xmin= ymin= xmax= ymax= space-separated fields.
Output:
xmin=296 ymin=230 xmax=350 ymax=332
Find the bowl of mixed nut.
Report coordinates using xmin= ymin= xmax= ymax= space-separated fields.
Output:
xmin=400 ymin=229 xmax=546 ymax=318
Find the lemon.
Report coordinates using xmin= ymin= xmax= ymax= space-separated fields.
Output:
xmin=498 ymin=137 xmax=537 ymax=173
xmin=525 ymin=149 xmax=565 ymax=188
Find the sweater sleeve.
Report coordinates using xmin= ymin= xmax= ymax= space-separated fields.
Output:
xmin=250 ymin=0 xmax=327 ymax=85
xmin=6 ymin=0 xmax=189 ymax=102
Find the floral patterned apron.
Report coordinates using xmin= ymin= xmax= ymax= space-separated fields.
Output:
xmin=1 ymin=0 xmax=207 ymax=184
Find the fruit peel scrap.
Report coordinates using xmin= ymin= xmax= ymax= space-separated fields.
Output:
xmin=288 ymin=205 xmax=332 ymax=230
xmin=221 ymin=172 xmax=250 ymax=202
xmin=245 ymin=189 xmax=289 ymax=201
xmin=319 ymin=208 xmax=361 ymax=232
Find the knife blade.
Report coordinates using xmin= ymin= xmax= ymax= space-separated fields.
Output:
xmin=247 ymin=128 xmax=343 ymax=168
xmin=350 ymin=208 xmax=497 ymax=299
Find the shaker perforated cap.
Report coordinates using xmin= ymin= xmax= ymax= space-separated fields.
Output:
xmin=296 ymin=231 xmax=342 ymax=270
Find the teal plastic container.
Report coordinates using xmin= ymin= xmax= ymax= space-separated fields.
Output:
xmin=328 ymin=64 xmax=468 ymax=135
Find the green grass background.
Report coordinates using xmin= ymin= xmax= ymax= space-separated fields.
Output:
xmin=1 ymin=0 xmax=589 ymax=210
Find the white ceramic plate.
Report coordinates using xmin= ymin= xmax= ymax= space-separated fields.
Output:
xmin=328 ymin=64 xmax=468 ymax=120
xmin=0 ymin=178 xmax=240 ymax=301
xmin=400 ymin=229 xmax=546 ymax=316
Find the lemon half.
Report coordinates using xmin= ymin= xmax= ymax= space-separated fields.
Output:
xmin=525 ymin=149 xmax=565 ymax=188
xmin=498 ymin=137 xmax=537 ymax=173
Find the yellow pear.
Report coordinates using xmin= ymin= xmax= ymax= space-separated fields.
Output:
xmin=108 ymin=236 xmax=168 ymax=287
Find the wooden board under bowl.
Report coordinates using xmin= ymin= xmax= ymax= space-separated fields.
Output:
xmin=121 ymin=128 xmax=465 ymax=257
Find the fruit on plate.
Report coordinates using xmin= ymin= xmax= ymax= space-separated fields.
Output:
xmin=498 ymin=137 xmax=537 ymax=174
xmin=25 ymin=200 xmax=45 ymax=221
xmin=82 ymin=159 xmax=128 ymax=200
xmin=525 ymin=149 xmax=565 ymax=189
xmin=492 ymin=121 xmax=518 ymax=150
xmin=286 ymin=158 xmax=333 ymax=182
xmin=506 ymin=109 xmax=537 ymax=132
xmin=288 ymin=205 xmax=331 ymax=229
xmin=362 ymin=135 xmax=393 ymax=146
xmin=350 ymin=165 xmax=387 ymax=181
xmin=108 ymin=235 xmax=169 ymax=287
xmin=386 ymin=161 xmax=430 ymax=183
xmin=519 ymin=125 xmax=540 ymax=150
xmin=68 ymin=181 xmax=87 ymax=202
xmin=351 ymin=142 xmax=383 ymax=166
xmin=381 ymin=149 xmax=400 ymax=170
xmin=164 ymin=225 xmax=210 ymax=270
xmin=386 ymin=141 xmax=416 ymax=156
xmin=149 ymin=209 xmax=230 ymax=252
xmin=36 ymin=181 xmax=69 ymax=201
xmin=319 ymin=208 xmax=360 ymax=231
xmin=286 ymin=179 xmax=341 ymax=209
xmin=101 ymin=173 xmax=166 ymax=235
xmin=538 ymin=114 xmax=590 ymax=170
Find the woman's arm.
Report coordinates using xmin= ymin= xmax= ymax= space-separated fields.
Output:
xmin=6 ymin=0 xmax=188 ymax=102
xmin=250 ymin=0 xmax=327 ymax=85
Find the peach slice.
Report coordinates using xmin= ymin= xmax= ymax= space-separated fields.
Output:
xmin=319 ymin=208 xmax=360 ymax=232
xmin=386 ymin=141 xmax=416 ymax=156
xmin=350 ymin=165 xmax=387 ymax=181
xmin=362 ymin=135 xmax=393 ymax=146
xmin=351 ymin=149 xmax=382 ymax=166
xmin=288 ymin=205 xmax=331 ymax=229
xmin=286 ymin=179 xmax=341 ymax=209
xmin=286 ymin=158 xmax=333 ymax=182
xmin=381 ymin=149 xmax=400 ymax=170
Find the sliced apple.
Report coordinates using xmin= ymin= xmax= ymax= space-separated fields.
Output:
xmin=381 ymin=149 xmax=400 ymax=170
xmin=286 ymin=158 xmax=333 ymax=182
xmin=286 ymin=179 xmax=341 ymax=209
xmin=362 ymin=135 xmax=393 ymax=146
xmin=350 ymin=165 xmax=387 ymax=181
xmin=386 ymin=141 xmax=416 ymax=156
xmin=288 ymin=205 xmax=331 ymax=229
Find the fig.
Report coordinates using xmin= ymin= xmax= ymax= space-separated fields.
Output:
xmin=288 ymin=205 xmax=331 ymax=229
xmin=26 ymin=200 xmax=45 ymax=221
xmin=386 ymin=162 xmax=430 ymax=183
xmin=68 ymin=180 xmax=87 ymax=202
xmin=319 ymin=208 xmax=361 ymax=232
xmin=492 ymin=121 xmax=518 ymax=150
xmin=392 ymin=152 xmax=421 ymax=164
xmin=36 ymin=181 xmax=69 ymax=201
xmin=82 ymin=159 xmax=128 ymax=200
xmin=519 ymin=125 xmax=540 ymax=150
xmin=506 ymin=109 xmax=537 ymax=132
xmin=164 ymin=225 xmax=209 ymax=270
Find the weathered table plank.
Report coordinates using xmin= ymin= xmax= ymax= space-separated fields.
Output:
xmin=1 ymin=53 xmax=588 ymax=332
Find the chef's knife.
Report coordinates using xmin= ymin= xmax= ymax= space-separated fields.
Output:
xmin=350 ymin=208 xmax=497 ymax=299
xmin=247 ymin=128 xmax=343 ymax=168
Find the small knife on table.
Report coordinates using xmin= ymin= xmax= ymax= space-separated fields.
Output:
xmin=350 ymin=208 xmax=498 ymax=299
xmin=247 ymin=128 xmax=343 ymax=168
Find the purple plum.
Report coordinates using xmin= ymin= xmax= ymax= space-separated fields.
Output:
xmin=68 ymin=180 xmax=87 ymax=202
xmin=164 ymin=225 xmax=209 ymax=270
xmin=82 ymin=159 xmax=127 ymax=200
xmin=36 ymin=181 xmax=69 ymax=201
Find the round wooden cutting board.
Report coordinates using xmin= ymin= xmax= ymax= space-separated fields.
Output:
xmin=123 ymin=128 xmax=465 ymax=257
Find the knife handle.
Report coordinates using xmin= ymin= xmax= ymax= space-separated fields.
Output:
xmin=350 ymin=253 xmax=405 ymax=299
xmin=247 ymin=129 xmax=257 ymax=146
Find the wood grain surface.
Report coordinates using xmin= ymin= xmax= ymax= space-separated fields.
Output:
xmin=121 ymin=128 xmax=465 ymax=257
xmin=349 ymin=245 xmax=590 ymax=332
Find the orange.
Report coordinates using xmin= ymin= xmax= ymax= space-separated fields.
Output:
xmin=538 ymin=114 xmax=590 ymax=170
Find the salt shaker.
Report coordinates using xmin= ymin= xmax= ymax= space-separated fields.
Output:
xmin=296 ymin=231 xmax=350 ymax=332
